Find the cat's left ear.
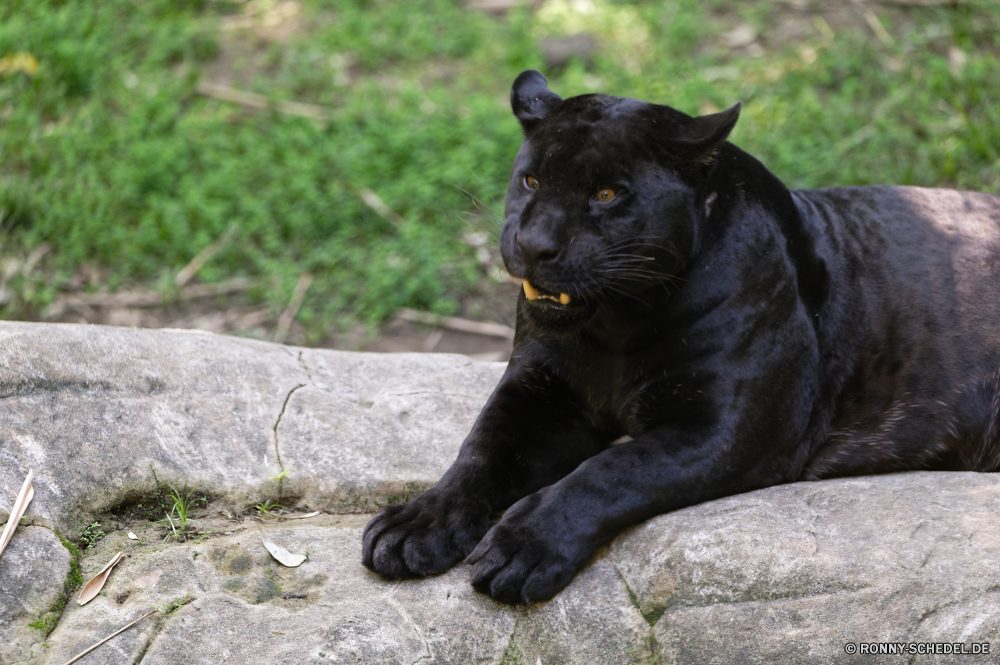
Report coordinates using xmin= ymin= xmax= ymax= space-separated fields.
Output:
xmin=511 ymin=70 xmax=563 ymax=134
xmin=679 ymin=102 xmax=742 ymax=164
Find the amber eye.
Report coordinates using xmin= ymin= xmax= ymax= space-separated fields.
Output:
xmin=595 ymin=188 xmax=616 ymax=203
xmin=524 ymin=176 xmax=540 ymax=191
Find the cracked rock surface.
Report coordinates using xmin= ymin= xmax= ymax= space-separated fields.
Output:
xmin=2 ymin=322 xmax=1000 ymax=664
xmin=610 ymin=472 xmax=1000 ymax=664
xmin=0 ymin=526 xmax=71 ymax=664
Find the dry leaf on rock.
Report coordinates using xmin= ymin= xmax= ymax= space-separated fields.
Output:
xmin=283 ymin=510 xmax=320 ymax=519
xmin=261 ymin=510 xmax=320 ymax=520
xmin=78 ymin=551 xmax=125 ymax=605
xmin=0 ymin=469 xmax=34 ymax=561
xmin=260 ymin=536 xmax=306 ymax=567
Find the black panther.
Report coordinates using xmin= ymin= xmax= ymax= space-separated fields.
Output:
xmin=363 ymin=70 xmax=1000 ymax=604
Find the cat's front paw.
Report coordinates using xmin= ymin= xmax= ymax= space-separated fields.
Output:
xmin=466 ymin=493 xmax=589 ymax=604
xmin=362 ymin=490 xmax=490 ymax=579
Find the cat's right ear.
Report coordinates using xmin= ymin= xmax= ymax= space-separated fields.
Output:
xmin=677 ymin=102 xmax=742 ymax=166
xmin=511 ymin=70 xmax=562 ymax=134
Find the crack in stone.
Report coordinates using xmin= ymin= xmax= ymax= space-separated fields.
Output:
xmin=808 ymin=525 xmax=820 ymax=556
xmin=383 ymin=593 xmax=434 ymax=664
xmin=15 ymin=524 xmax=338 ymax=664
xmin=273 ymin=383 xmax=306 ymax=471
xmin=914 ymin=599 xmax=961 ymax=632
xmin=673 ymin=584 xmax=872 ymax=609
xmin=0 ymin=378 xmax=119 ymax=399
xmin=5 ymin=525 xmax=81 ymax=648
xmin=609 ymin=560 xmax=670 ymax=663
xmin=297 ymin=351 xmax=316 ymax=386
xmin=610 ymin=560 xmax=665 ymax=629
xmin=132 ymin=613 xmax=164 ymax=664
xmin=498 ymin=618 xmax=521 ymax=665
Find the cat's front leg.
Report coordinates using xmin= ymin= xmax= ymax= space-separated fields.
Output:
xmin=362 ymin=360 xmax=605 ymax=579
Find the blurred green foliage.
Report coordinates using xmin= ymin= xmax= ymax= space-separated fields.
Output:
xmin=1 ymin=0 xmax=998 ymax=341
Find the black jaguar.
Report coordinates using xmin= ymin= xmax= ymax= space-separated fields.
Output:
xmin=363 ymin=70 xmax=1000 ymax=605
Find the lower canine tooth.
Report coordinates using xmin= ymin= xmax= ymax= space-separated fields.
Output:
xmin=559 ymin=293 xmax=571 ymax=305
xmin=522 ymin=279 xmax=540 ymax=301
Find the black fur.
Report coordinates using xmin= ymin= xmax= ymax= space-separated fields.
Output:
xmin=363 ymin=71 xmax=1000 ymax=604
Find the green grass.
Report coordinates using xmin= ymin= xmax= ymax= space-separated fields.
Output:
xmin=165 ymin=483 xmax=206 ymax=540
xmin=161 ymin=593 xmax=195 ymax=615
xmin=27 ymin=608 xmax=62 ymax=637
xmin=254 ymin=498 xmax=283 ymax=517
xmin=269 ymin=467 xmax=291 ymax=499
xmin=167 ymin=484 xmax=197 ymax=527
xmin=77 ymin=521 xmax=106 ymax=550
xmin=1 ymin=0 xmax=998 ymax=340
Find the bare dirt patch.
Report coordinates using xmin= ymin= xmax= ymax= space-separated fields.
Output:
xmin=40 ymin=272 xmax=520 ymax=360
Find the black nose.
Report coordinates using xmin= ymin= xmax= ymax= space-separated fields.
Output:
xmin=516 ymin=229 xmax=560 ymax=265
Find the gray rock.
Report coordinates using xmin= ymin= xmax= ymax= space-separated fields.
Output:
xmin=3 ymin=322 xmax=1000 ymax=663
xmin=610 ymin=472 xmax=1000 ymax=664
xmin=42 ymin=516 xmax=647 ymax=665
xmin=0 ymin=323 xmax=504 ymax=534
xmin=280 ymin=349 xmax=506 ymax=513
xmin=0 ymin=526 xmax=72 ymax=664
xmin=42 ymin=518 xmax=482 ymax=664
xmin=0 ymin=323 xmax=308 ymax=534
xmin=510 ymin=558 xmax=657 ymax=664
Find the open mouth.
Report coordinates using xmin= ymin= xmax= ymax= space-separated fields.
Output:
xmin=522 ymin=279 xmax=572 ymax=305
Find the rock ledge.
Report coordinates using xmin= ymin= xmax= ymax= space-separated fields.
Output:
xmin=1 ymin=322 xmax=998 ymax=664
